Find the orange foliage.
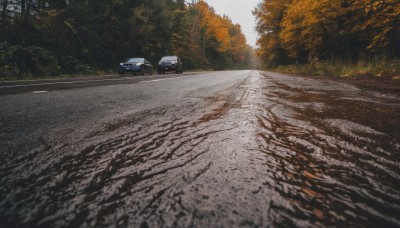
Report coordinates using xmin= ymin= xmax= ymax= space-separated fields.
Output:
xmin=194 ymin=1 xmax=249 ymax=63
xmin=255 ymin=0 xmax=400 ymax=64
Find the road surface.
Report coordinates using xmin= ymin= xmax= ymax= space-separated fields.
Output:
xmin=1 ymin=71 xmax=399 ymax=227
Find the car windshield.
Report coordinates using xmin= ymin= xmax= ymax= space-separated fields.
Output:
xmin=161 ymin=57 xmax=177 ymax=61
xmin=126 ymin=58 xmax=144 ymax=63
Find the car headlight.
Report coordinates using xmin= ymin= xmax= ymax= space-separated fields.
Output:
xmin=171 ymin=61 xmax=177 ymax=64
xmin=120 ymin=63 xmax=123 ymax=66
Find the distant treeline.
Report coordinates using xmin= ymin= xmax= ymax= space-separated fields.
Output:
xmin=254 ymin=0 xmax=400 ymax=66
xmin=0 ymin=0 xmax=254 ymax=79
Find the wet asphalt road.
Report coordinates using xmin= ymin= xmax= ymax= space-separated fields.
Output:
xmin=1 ymin=71 xmax=399 ymax=227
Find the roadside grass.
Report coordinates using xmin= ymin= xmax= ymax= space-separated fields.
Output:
xmin=0 ymin=69 xmax=117 ymax=81
xmin=269 ymin=59 xmax=400 ymax=79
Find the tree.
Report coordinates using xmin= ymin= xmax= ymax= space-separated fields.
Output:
xmin=0 ymin=0 xmax=254 ymax=79
xmin=255 ymin=0 xmax=400 ymax=65
xmin=351 ymin=0 xmax=400 ymax=57
xmin=193 ymin=0 xmax=251 ymax=69
xmin=253 ymin=0 xmax=292 ymax=66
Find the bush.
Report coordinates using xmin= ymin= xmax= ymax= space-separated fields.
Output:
xmin=0 ymin=63 xmax=20 ymax=80
xmin=0 ymin=43 xmax=60 ymax=79
xmin=74 ymin=64 xmax=92 ymax=74
xmin=58 ymin=56 xmax=79 ymax=74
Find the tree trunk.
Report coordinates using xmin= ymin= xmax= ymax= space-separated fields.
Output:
xmin=25 ymin=0 xmax=32 ymax=21
xmin=1 ymin=0 xmax=9 ymax=25
xmin=21 ymin=0 xmax=26 ymax=14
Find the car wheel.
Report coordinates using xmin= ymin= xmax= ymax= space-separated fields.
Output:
xmin=150 ymin=68 xmax=153 ymax=75
xmin=140 ymin=68 xmax=145 ymax=76
xmin=176 ymin=70 xmax=179 ymax=74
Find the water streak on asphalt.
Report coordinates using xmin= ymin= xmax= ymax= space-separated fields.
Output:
xmin=1 ymin=72 xmax=399 ymax=227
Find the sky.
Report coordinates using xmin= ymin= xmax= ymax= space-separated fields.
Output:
xmin=204 ymin=0 xmax=261 ymax=47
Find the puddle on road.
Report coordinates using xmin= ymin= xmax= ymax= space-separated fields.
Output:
xmin=1 ymin=72 xmax=399 ymax=227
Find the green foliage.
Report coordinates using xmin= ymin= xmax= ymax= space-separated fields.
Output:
xmin=57 ymin=56 xmax=79 ymax=74
xmin=0 ymin=0 xmax=254 ymax=79
xmin=74 ymin=64 xmax=92 ymax=74
xmin=0 ymin=43 xmax=60 ymax=79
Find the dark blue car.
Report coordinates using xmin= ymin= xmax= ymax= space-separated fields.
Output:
xmin=157 ymin=56 xmax=183 ymax=74
xmin=119 ymin=58 xmax=153 ymax=75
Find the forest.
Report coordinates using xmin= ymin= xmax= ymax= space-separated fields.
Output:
xmin=254 ymin=0 xmax=400 ymax=74
xmin=0 ymin=0 xmax=254 ymax=80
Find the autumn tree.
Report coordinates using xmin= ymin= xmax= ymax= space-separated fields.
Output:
xmin=280 ymin=0 xmax=358 ymax=62
xmin=351 ymin=0 xmax=400 ymax=57
xmin=193 ymin=0 xmax=252 ymax=69
xmin=254 ymin=0 xmax=400 ymax=66
xmin=253 ymin=0 xmax=292 ymax=66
